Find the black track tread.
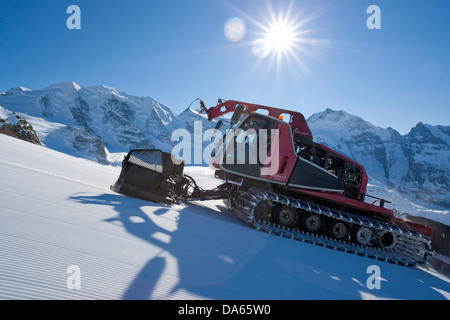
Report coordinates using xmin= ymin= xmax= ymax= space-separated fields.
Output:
xmin=233 ymin=187 xmax=434 ymax=267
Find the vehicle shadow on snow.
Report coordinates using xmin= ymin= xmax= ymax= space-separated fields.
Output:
xmin=70 ymin=193 xmax=450 ymax=300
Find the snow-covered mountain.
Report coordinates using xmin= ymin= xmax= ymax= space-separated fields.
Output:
xmin=0 ymin=82 xmax=448 ymax=215
xmin=307 ymin=109 xmax=449 ymax=211
xmin=0 ymin=82 xmax=175 ymax=155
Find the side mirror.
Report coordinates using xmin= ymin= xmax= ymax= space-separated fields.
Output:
xmin=231 ymin=104 xmax=246 ymax=125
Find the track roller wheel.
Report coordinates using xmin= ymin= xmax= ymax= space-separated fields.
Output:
xmin=301 ymin=213 xmax=323 ymax=233
xmin=254 ymin=200 xmax=273 ymax=222
xmin=378 ymin=231 xmax=397 ymax=249
xmin=274 ymin=205 xmax=298 ymax=228
xmin=330 ymin=221 xmax=349 ymax=240
xmin=353 ymin=226 xmax=373 ymax=245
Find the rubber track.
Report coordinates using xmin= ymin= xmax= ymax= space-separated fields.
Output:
xmin=233 ymin=187 xmax=434 ymax=267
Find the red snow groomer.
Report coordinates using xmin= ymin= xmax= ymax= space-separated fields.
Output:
xmin=111 ymin=99 xmax=433 ymax=266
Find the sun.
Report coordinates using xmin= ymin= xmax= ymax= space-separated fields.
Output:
xmin=251 ymin=17 xmax=302 ymax=60
xmin=263 ymin=19 xmax=297 ymax=54
xmin=249 ymin=6 xmax=309 ymax=64
xmin=226 ymin=0 xmax=329 ymax=79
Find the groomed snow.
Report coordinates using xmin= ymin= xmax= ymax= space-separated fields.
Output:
xmin=0 ymin=134 xmax=449 ymax=300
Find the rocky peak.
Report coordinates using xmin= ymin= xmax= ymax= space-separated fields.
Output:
xmin=308 ymin=108 xmax=375 ymax=133
xmin=0 ymin=107 xmax=42 ymax=146
xmin=407 ymin=122 xmax=448 ymax=146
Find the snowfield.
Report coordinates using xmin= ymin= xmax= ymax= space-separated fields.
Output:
xmin=0 ymin=134 xmax=449 ymax=300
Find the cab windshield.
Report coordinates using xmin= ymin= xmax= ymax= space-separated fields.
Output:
xmin=222 ymin=114 xmax=279 ymax=176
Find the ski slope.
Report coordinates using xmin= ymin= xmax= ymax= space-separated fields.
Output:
xmin=0 ymin=134 xmax=449 ymax=300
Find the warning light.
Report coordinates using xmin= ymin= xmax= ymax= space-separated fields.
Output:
xmin=279 ymin=115 xmax=284 ymax=120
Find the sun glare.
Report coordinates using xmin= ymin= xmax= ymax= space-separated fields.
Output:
xmin=249 ymin=5 xmax=309 ymax=65
xmin=226 ymin=0 xmax=329 ymax=80
xmin=251 ymin=17 xmax=302 ymax=60
xmin=264 ymin=20 xmax=297 ymax=53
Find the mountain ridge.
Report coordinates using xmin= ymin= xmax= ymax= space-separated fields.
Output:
xmin=307 ymin=109 xmax=449 ymax=210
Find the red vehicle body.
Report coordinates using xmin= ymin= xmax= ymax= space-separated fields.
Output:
xmin=202 ymin=99 xmax=432 ymax=238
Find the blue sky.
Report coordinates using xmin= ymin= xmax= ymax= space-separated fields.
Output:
xmin=0 ymin=0 xmax=449 ymax=134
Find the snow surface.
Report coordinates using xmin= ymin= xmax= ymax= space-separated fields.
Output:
xmin=0 ymin=134 xmax=449 ymax=300
xmin=366 ymin=178 xmax=449 ymax=226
